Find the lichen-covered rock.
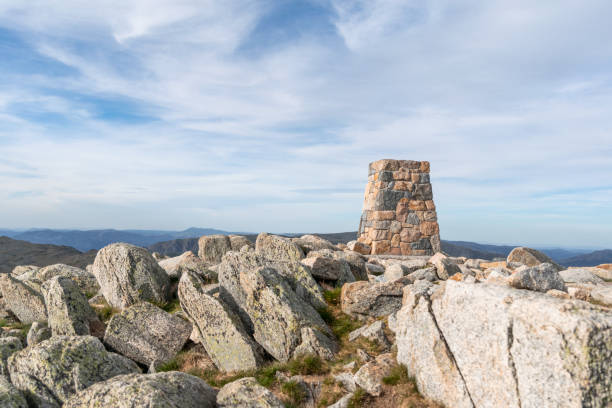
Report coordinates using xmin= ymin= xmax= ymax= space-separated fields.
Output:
xmin=229 ymin=235 xmax=254 ymax=251
xmin=347 ymin=240 xmax=371 ymax=255
xmin=591 ymin=285 xmax=612 ymax=306
xmin=63 ymin=371 xmax=217 ymax=408
xmin=41 ymin=276 xmax=100 ymax=336
xmin=507 ymin=247 xmax=561 ymax=269
xmin=92 ymin=243 xmax=171 ymax=310
xmin=178 ymin=270 xmax=263 ymax=372
xmin=11 ymin=265 xmax=41 ymax=289
xmin=383 ymin=264 xmax=408 ymax=281
xmin=255 ymin=232 xmax=305 ymax=262
xmin=36 ymin=264 xmax=100 ymax=295
xmin=592 ymin=267 xmax=612 ymax=281
xmin=292 ymin=234 xmax=337 ymax=254
xmin=11 ymin=265 xmax=40 ymax=278
xmin=217 ymin=377 xmax=284 ymax=407
xmin=353 ymin=353 xmax=395 ymax=396
xmin=334 ymin=251 xmax=368 ymax=281
xmin=559 ymin=268 xmax=604 ymax=285
xmin=395 ymin=280 xmax=612 ymax=408
xmin=508 ymin=263 xmax=566 ymax=293
xmin=158 ymin=251 xmax=216 ymax=280
xmin=0 ymin=274 xmax=46 ymax=323
xmin=198 ymin=234 xmax=232 ymax=264
xmin=341 ymin=277 xmax=411 ymax=319
xmin=0 ymin=337 xmax=22 ymax=377
xmin=104 ymin=301 xmax=191 ymax=367
xmin=219 ymin=249 xmax=326 ymax=328
xmin=301 ymin=255 xmax=355 ymax=284
xmin=26 ymin=321 xmax=51 ymax=347
xmin=365 ymin=262 xmax=385 ymax=275
xmin=348 ymin=320 xmax=391 ymax=350
xmin=429 ymin=252 xmax=461 ymax=280
xmin=0 ymin=377 xmax=27 ymax=408
xmin=239 ymin=266 xmax=336 ymax=362
xmin=8 ymin=335 xmax=140 ymax=407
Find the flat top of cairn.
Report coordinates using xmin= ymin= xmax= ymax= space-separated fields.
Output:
xmin=369 ymin=159 xmax=430 ymax=173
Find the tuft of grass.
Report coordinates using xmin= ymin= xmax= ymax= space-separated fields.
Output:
xmin=254 ymin=365 xmax=279 ymax=387
xmin=0 ymin=319 xmax=7 ymax=328
xmin=156 ymin=358 xmax=181 ymax=372
xmin=84 ymin=290 xmax=98 ymax=299
xmin=96 ymin=304 xmax=120 ymax=322
xmin=382 ymin=364 xmax=411 ymax=386
xmin=317 ymin=290 xmax=362 ymax=341
xmin=330 ymin=314 xmax=362 ymax=340
xmin=286 ymin=354 xmax=328 ymax=376
xmin=281 ymin=380 xmax=306 ymax=407
xmin=347 ymin=388 xmax=367 ymax=408
xmin=317 ymin=306 xmax=334 ymax=325
xmin=151 ymin=299 xmax=182 ymax=314
xmin=324 ymin=288 xmax=342 ymax=305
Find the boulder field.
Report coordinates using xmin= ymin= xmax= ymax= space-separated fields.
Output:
xmin=0 ymin=235 xmax=610 ymax=407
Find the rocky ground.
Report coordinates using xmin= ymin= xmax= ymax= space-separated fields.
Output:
xmin=0 ymin=233 xmax=610 ymax=407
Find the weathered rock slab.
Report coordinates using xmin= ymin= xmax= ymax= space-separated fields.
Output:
xmin=301 ymin=256 xmax=355 ymax=283
xmin=26 ymin=321 xmax=51 ymax=347
xmin=0 ymin=337 xmax=22 ymax=377
xmin=255 ymin=232 xmax=305 ymax=262
xmin=239 ymin=266 xmax=336 ymax=362
xmin=217 ymin=377 xmax=284 ymax=407
xmin=36 ymin=264 xmax=100 ymax=295
xmin=104 ymin=301 xmax=191 ymax=367
xmin=92 ymin=243 xmax=171 ymax=310
xmin=42 ymin=276 xmax=100 ymax=336
xmin=63 ymin=372 xmax=217 ymax=408
xmin=507 ymin=247 xmax=561 ymax=269
xmin=8 ymin=335 xmax=139 ymax=407
xmin=0 ymin=274 xmax=46 ymax=324
xmin=0 ymin=377 xmax=27 ymax=408
xmin=158 ymin=251 xmax=216 ymax=280
xmin=218 ymin=249 xmax=326 ymax=328
xmin=507 ymin=263 xmax=566 ymax=293
xmin=178 ymin=270 xmax=263 ymax=372
xmin=341 ymin=277 xmax=411 ymax=319
xmin=395 ymin=280 xmax=612 ymax=408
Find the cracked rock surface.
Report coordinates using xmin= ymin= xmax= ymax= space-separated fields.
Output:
xmin=63 ymin=371 xmax=217 ymax=408
xmin=92 ymin=243 xmax=171 ymax=310
xmin=8 ymin=335 xmax=139 ymax=407
xmin=395 ymin=280 xmax=612 ymax=408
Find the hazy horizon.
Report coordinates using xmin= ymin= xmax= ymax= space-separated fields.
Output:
xmin=0 ymin=225 xmax=606 ymax=251
xmin=1 ymin=1 xmax=611 ymax=248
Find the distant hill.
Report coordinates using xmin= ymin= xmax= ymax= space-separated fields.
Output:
xmin=440 ymin=241 xmax=505 ymax=260
xmin=0 ymin=236 xmax=96 ymax=274
xmin=559 ymin=249 xmax=612 ymax=267
xmin=442 ymin=240 xmax=590 ymax=262
xmin=9 ymin=227 xmax=229 ymax=252
xmin=149 ymin=238 xmax=199 ymax=256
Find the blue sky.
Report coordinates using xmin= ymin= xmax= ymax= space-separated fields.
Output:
xmin=1 ymin=0 xmax=611 ymax=248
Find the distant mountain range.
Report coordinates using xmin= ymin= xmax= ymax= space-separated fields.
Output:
xmin=0 ymin=227 xmax=229 ymax=252
xmin=559 ymin=250 xmax=612 ymax=267
xmin=1 ymin=228 xmax=610 ymax=268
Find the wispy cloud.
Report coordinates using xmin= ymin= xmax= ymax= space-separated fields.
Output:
xmin=0 ymin=0 xmax=611 ymax=247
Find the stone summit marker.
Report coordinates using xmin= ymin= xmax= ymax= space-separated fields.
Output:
xmin=357 ymin=159 xmax=441 ymax=255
